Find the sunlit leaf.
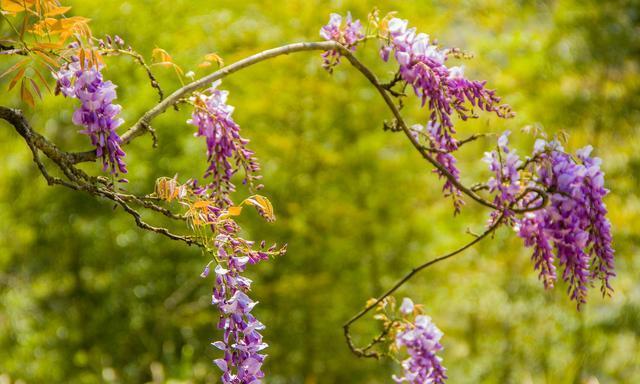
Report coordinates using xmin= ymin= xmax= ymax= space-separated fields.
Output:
xmin=152 ymin=47 xmax=173 ymax=63
xmin=20 ymin=78 xmax=34 ymax=107
xmin=30 ymin=16 xmax=92 ymax=42
xmin=8 ymin=65 xmax=25 ymax=91
xmin=28 ymin=78 xmax=42 ymax=99
xmin=0 ymin=0 xmax=28 ymax=14
xmin=79 ymin=48 xmax=86 ymax=68
xmin=0 ymin=58 xmax=29 ymax=79
xmin=44 ymin=6 xmax=71 ymax=17
xmin=35 ymin=42 xmax=64 ymax=49
xmin=242 ymin=195 xmax=275 ymax=222
xmin=32 ymin=67 xmax=52 ymax=94
xmin=193 ymin=200 xmax=213 ymax=209
xmin=204 ymin=52 xmax=224 ymax=67
xmin=227 ymin=206 xmax=243 ymax=216
xmin=33 ymin=50 xmax=60 ymax=68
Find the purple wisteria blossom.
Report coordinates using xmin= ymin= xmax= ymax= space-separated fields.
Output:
xmin=319 ymin=12 xmax=365 ymax=73
xmin=200 ymin=206 xmax=283 ymax=384
xmin=518 ymin=212 xmax=557 ymax=289
xmin=393 ymin=299 xmax=447 ymax=384
xmin=54 ymin=61 xmax=127 ymax=176
xmin=577 ymin=146 xmax=615 ymax=296
xmin=382 ymin=17 xmax=512 ymax=212
xmin=504 ymin=139 xmax=616 ymax=306
xmin=382 ymin=18 xmax=510 ymax=148
xmin=187 ymin=80 xmax=261 ymax=205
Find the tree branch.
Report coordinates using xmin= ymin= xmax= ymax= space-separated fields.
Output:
xmin=0 ymin=106 xmax=200 ymax=248
xmin=2 ymin=38 xmax=553 ymax=363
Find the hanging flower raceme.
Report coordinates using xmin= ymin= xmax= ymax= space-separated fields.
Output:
xmin=379 ymin=17 xmax=513 ymax=211
xmin=54 ymin=60 xmax=127 ymax=176
xmin=187 ymin=80 xmax=261 ymax=206
xmin=181 ymin=195 xmax=285 ymax=384
xmin=319 ymin=12 xmax=365 ymax=73
xmin=392 ymin=298 xmax=447 ymax=384
xmin=485 ymin=138 xmax=616 ymax=307
xmin=210 ymin=227 xmax=269 ymax=384
xmin=381 ymin=18 xmax=511 ymax=149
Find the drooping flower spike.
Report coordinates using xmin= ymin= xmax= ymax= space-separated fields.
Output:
xmin=54 ymin=60 xmax=127 ymax=177
xmin=191 ymin=202 xmax=285 ymax=384
xmin=188 ymin=80 xmax=261 ymax=206
xmin=393 ymin=298 xmax=448 ymax=384
xmin=380 ymin=17 xmax=513 ymax=213
xmin=486 ymin=135 xmax=616 ymax=307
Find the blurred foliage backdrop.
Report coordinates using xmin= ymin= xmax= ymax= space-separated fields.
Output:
xmin=1 ymin=0 xmax=639 ymax=383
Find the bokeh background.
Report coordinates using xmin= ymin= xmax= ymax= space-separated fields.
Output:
xmin=1 ymin=0 xmax=639 ymax=383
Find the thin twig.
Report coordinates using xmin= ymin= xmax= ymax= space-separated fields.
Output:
xmin=342 ymin=214 xmax=504 ymax=357
xmin=100 ymin=48 xmax=164 ymax=102
xmin=109 ymin=194 xmax=199 ymax=246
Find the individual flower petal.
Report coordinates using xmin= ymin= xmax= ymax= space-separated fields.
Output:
xmin=399 ymin=297 xmax=415 ymax=315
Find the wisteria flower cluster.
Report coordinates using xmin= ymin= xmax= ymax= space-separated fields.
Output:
xmin=380 ymin=17 xmax=513 ymax=212
xmin=319 ymin=12 xmax=365 ymax=73
xmin=484 ymin=133 xmax=615 ymax=306
xmin=514 ymin=140 xmax=614 ymax=306
xmin=188 ymin=80 xmax=261 ymax=206
xmin=54 ymin=60 xmax=127 ymax=176
xmin=206 ymin=212 xmax=269 ymax=384
xmin=393 ymin=298 xmax=447 ymax=384
xmin=172 ymin=192 xmax=286 ymax=384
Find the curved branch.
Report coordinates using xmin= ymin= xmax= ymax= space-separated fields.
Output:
xmin=68 ymin=41 xmax=502 ymax=211
xmin=69 ymin=41 xmax=340 ymax=163
xmin=121 ymin=41 xmax=340 ymax=146
xmin=110 ymin=194 xmax=198 ymax=246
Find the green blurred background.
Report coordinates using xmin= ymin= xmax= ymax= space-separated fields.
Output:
xmin=1 ymin=0 xmax=639 ymax=383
